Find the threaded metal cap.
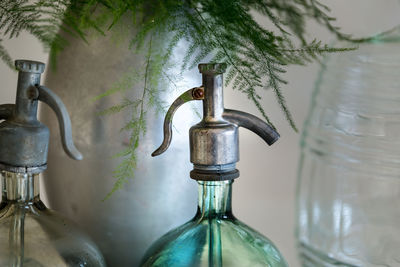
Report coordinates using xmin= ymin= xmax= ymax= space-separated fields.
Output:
xmin=198 ymin=63 xmax=227 ymax=74
xmin=15 ymin=60 xmax=45 ymax=74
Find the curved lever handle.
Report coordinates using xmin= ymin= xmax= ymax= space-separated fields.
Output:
xmin=36 ymin=86 xmax=83 ymax=160
xmin=0 ymin=104 xmax=15 ymax=120
xmin=223 ymin=109 xmax=280 ymax=145
xmin=152 ymin=87 xmax=204 ymax=157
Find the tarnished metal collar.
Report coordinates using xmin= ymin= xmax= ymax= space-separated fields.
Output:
xmin=15 ymin=60 xmax=45 ymax=74
xmin=198 ymin=63 xmax=227 ymax=75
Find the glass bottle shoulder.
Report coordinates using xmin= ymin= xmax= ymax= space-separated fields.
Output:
xmin=0 ymin=199 xmax=105 ymax=267
xmin=141 ymin=213 xmax=288 ymax=267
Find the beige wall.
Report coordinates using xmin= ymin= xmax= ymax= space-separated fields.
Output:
xmin=1 ymin=1 xmax=399 ymax=266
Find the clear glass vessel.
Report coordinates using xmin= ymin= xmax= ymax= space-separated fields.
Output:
xmin=296 ymin=31 xmax=400 ymax=266
xmin=0 ymin=171 xmax=106 ymax=266
xmin=141 ymin=180 xmax=287 ymax=267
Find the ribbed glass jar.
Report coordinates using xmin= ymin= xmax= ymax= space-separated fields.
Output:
xmin=296 ymin=34 xmax=400 ymax=266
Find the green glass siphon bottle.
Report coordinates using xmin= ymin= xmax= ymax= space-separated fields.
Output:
xmin=0 ymin=60 xmax=105 ymax=266
xmin=140 ymin=63 xmax=288 ymax=267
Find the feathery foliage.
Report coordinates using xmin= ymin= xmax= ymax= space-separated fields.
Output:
xmin=95 ymin=35 xmax=171 ymax=199
xmin=1 ymin=0 xmax=358 ymax=194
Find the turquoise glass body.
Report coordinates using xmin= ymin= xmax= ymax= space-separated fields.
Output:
xmin=141 ymin=180 xmax=287 ymax=267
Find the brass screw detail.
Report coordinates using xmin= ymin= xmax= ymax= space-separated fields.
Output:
xmin=192 ymin=87 xmax=204 ymax=100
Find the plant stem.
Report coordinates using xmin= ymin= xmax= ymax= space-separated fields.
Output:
xmin=193 ymin=6 xmax=276 ymax=129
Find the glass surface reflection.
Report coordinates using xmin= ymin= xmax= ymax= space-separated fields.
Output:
xmin=0 ymin=171 xmax=105 ymax=266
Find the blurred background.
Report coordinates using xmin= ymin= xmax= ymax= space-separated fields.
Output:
xmin=1 ymin=1 xmax=400 ymax=266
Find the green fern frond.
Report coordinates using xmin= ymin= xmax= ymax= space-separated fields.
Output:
xmin=1 ymin=0 xmax=367 ymax=196
xmin=0 ymin=40 xmax=13 ymax=69
xmin=102 ymin=33 xmax=175 ymax=196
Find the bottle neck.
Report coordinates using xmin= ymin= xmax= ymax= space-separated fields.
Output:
xmin=1 ymin=171 xmax=40 ymax=203
xmin=197 ymin=180 xmax=233 ymax=218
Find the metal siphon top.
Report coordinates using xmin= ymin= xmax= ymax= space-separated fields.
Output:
xmin=0 ymin=60 xmax=82 ymax=173
xmin=152 ymin=63 xmax=279 ymax=181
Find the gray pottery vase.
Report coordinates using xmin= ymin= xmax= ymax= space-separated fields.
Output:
xmin=39 ymin=25 xmax=199 ymax=266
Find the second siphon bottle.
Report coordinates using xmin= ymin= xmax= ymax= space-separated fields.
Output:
xmin=140 ymin=63 xmax=288 ymax=267
xmin=0 ymin=60 xmax=105 ymax=266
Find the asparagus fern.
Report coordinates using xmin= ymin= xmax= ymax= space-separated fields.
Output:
xmin=0 ymin=0 xmax=358 ymax=195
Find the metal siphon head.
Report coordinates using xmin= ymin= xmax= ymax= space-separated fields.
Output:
xmin=152 ymin=63 xmax=279 ymax=181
